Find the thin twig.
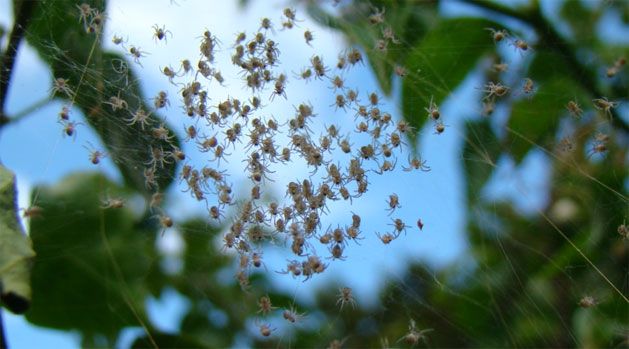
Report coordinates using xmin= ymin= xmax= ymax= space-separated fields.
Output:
xmin=0 ymin=1 xmax=37 ymax=129
xmin=1 ymin=97 xmax=52 ymax=126
xmin=0 ymin=303 xmax=7 ymax=349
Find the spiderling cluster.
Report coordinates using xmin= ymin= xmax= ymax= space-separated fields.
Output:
xmin=54 ymin=5 xmax=438 ymax=318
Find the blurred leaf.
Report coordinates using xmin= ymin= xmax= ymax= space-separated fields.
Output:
xmin=462 ymin=119 xmax=501 ymax=205
xmin=402 ymin=18 xmax=496 ymax=143
xmin=19 ymin=0 xmax=180 ymax=195
xmin=0 ymin=165 xmax=35 ymax=314
xmin=507 ymin=79 xmax=570 ymax=163
xmin=560 ymin=0 xmax=599 ymax=45
xmin=306 ymin=1 xmax=433 ymax=96
xmin=25 ymin=172 xmax=152 ymax=340
xmin=529 ymin=51 xmax=575 ymax=83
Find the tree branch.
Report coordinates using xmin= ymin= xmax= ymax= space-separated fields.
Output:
xmin=0 ymin=306 xmax=7 ymax=349
xmin=0 ymin=0 xmax=38 ymax=129
xmin=460 ymin=0 xmax=629 ymax=133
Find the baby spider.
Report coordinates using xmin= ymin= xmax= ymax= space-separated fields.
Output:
xmin=83 ymin=142 xmax=106 ymax=164
xmin=336 ymin=287 xmax=356 ymax=310
xmin=587 ymin=132 xmax=609 ymax=158
xmin=101 ymin=196 xmax=125 ymax=209
xmin=485 ymin=27 xmax=509 ymax=43
xmin=111 ymin=34 xmax=126 ymax=46
xmin=376 ymin=231 xmax=397 ymax=245
xmin=398 ymin=319 xmax=433 ymax=346
xmin=403 ymin=156 xmax=430 ymax=172
xmin=395 ymin=65 xmax=408 ymax=78
xmin=368 ymin=6 xmax=386 ymax=25
xmin=282 ymin=306 xmax=306 ymax=324
xmin=304 ymin=29 xmax=314 ymax=46
xmin=51 ymin=77 xmax=74 ymax=98
xmin=521 ymin=78 xmax=535 ymax=95
xmin=578 ymin=295 xmax=597 ymax=308
xmin=157 ymin=214 xmax=173 ymax=236
xmin=390 ymin=218 xmax=410 ymax=235
xmin=565 ymin=100 xmax=583 ymax=118
xmin=104 ymin=92 xmax=128 ymax=111
xmin=59 ymin=105 xmax=70 ymax=120
xmin=592 ymin=97 xmax=618 ymax=119
xmin=76 ymin=3 xmax=94 ymax=26
xmin=257 ymin=295 xmax=277 ymax=315
xmin=126 ymin=107 xmax=152 ymax=130
xmin=161 ymin=65 xmax=177 ymax=82
xmin=329 ymin=243 xmax=346 ymax=260
xmin=425 ymin=97 xmax=440 ymax=120
xmin=433 ymin=121 xmax=447 ymax=135
xmin=617 ymin=221 xmax=628 ymax=239
xmin=512 ymin=38 xmax=529 ymax=52
xmin=61 ymin=120 xmax=83 ymax=139
xmin=128 ymin=46 xmax=147 ymax=65
xmin=208 ymin=205 xmax=224 ymax=221
xmin=260 ymin=17 xmax=273 ymax=32
xmin=374 ymin=159 xmax=396 ymax=175
xmin=386 ymin=194 xmax=401 ymax=215
xmin=606 ymin=57 xmax=626 ymax=78
xmin=152 ymin=24 xmax=172 ymax=43
xmin=21 ymin=205 xmax=43 ymax=219
xmin=257 ymin=322 xmax=275 ymax=337
xmin=492 ymin=62 xmax=509 ymax=72
xmin=481 ymin=81 xmax=510 ymax=100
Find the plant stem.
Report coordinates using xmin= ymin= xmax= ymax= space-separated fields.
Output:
xmin=0 ymin=0 xmax=38 ymax=129
xmin=460 ymin=0 xmax=628 ymax=133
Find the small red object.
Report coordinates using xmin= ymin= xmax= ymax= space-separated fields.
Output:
xmin=417 ymin=219 xmax=424 ymax=231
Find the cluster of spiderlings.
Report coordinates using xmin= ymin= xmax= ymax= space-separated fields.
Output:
xmin=65 ymin=4 xmax=441 ymax=315
xmin=76 ymin=3 xmax=104 ymax=34
xmin=86 ymin=6 xmax=436 ymax=290
xmin=480 ymin=29 xmax=620 ymax=161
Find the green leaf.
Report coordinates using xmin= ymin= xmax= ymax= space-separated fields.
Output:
xmin=306 ymin=0 xmax=431 ymax=96
xmin=25 ymin=172 xmax=153 ymax=340
xmin=462 ymin=119 xmax=501 ymax=205
xmin=402 ymin=18 xmax=496 ymax=144
xmin=20 ymin=0 xmax=180 ymax=195
xmin=0 ymin=165 xmax=36 ymax=314
xmin=560 ymin=0 xmax=600 ymax=46
xmin=506 ymin=79 xmax=574 ymax=163
xmin=528 ymin=51 xmax=574 ymax=83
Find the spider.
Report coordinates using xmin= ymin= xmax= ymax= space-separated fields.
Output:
xmin=83 ymin=142 xmax=106 ymax=164
xmin=51 ymin=77 xmax=74 ymax=98
xmin=425 ymin=97 xmax=440 ymax=120
xmin=152 ymin=24 xmax=172 ymax=43
xmin=336 ymin=287 xmax=357 ymax=310
xmin=592 ymin=97 xmax=618 ymax=119
xmin=403 ymin=156 xmax=430 ymax=172
xmin=61 ymin=120 xmax=83 ymax=139
xmin=128 ymin=46 xmax=147 ymax=65
xmin=398 ymin=319 xmax=433 ymax=346
xmin=126 ymin=107 xmax=152 ymax=130
xmin=485 ymin=27 xmax=509 ymax=43
xmin=481 ymin=81 xmax=510 ymax=100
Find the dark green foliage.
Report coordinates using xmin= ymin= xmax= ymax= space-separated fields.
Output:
xmin=25 ymin=173 xmax=151 ymax=343
xmin=18 ymin=0 xmax=180 ymax=195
